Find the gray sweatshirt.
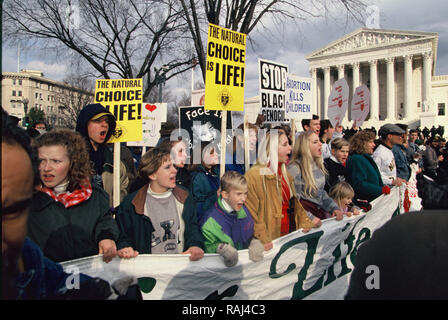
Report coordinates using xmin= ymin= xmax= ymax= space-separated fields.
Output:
xmin=287 ymin=161 xmax=339 ymax=217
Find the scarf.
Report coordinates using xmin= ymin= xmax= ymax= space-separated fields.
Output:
xmin=37 ymin=181 xmax=93 ymax=208
xmin=278 ymin=163 xmax=291 ymax=236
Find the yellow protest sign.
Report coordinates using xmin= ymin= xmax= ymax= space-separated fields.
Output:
xmin=205 ymin=24 xmax=246 ymax=111
xmin=94 ymin=78 xmax=143 ymax=143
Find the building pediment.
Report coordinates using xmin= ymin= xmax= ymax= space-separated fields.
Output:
xmin=306 ymin=28 xmax=438 ymax=60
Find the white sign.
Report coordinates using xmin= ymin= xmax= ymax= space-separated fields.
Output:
xmin=350 ymin=85 xmax=370 ymax=128
xmin=285 ymin=74 xmax=314 ymax=121
xmin=259 ymin=59 xmax=288 ymax=123
xmin=62 ymin=188 xmax=403 ymax=300
xmin=327 ymin=78 xmax=349 ymax=127
xmin=191 ymin=89 xmax=205 ymax=106
xmin=127 ymin=102 xmax=167 ymax=147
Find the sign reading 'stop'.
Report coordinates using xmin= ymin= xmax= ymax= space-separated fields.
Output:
xmin=94 ymin=78 xmax=143 ymax=143
xmin=258 ymin=59 xmax=288 ymax=123
xmin=205 ymin=24 xmax=246 ymax=111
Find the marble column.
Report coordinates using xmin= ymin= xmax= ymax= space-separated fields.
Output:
xmin=369 ymin=59 xmax=379 ymax=121
xmin=403 ymin=54 xmax=413 ymax=119
xmin=351 ymin=62 xmax=360 ymax=122
xmin=352 ymin=62 xmax=360 ymax=89
xmin=385 ymin=57 xmax=395 ymax=121
xmin=337 ymin=64 xmax=345 ymax=80
xmin=311 ymin=68 xmax=318 ymax=117
xmin=422 ymin=51 xmax=432 ymax=112
xmin=323 ymin=66 xmax=331 ymax=119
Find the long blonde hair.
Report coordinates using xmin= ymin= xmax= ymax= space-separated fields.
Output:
xmin=291 ymin=131 xmax=327 ymax=198
xmin=256 ymin=129 xmax=292 ymax=194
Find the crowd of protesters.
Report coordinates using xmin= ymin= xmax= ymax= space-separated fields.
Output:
xmin=3 ymin=103 xmax=448 ymax=300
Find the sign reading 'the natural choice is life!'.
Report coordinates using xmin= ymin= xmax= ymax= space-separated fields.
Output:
xmin=94 ymin=78 xmax=143 ymax=143
xmin=205 ymin=23 xmax=246 ymax=111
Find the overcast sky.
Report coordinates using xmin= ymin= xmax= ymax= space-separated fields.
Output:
xmin=3 ymin=0 xmax=448 ymax=101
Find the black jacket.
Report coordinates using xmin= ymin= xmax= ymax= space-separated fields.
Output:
xmin=28 ymin=184 xmax=120 ymax=263
xmin=324 ymin=157 xmax=347 ymax=193
xmin=115 ymin=184 xmax=205 ymax=254
xmin=346 ymin=210 xmax=448 ymax=299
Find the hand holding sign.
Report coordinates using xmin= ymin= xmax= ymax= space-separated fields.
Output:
xmin=327 ymin=78 xmax=349 ymax=127
xmin=351 ymin=85 xmax=370 ymax=128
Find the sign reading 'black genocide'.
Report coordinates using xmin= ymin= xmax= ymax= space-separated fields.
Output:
xmin=258 ymin=59 xmax=288 ymax=123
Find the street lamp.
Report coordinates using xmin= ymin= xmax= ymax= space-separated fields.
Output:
xmin=22 ymin=98 xmax=29 ymax=116
xmin=154 ymin=65 xmax=169 ymax=102
xmin=22 ymin=98 xmax=30 ymax=128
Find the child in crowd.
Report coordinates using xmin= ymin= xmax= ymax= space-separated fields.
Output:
xmin=328 ymin=182 xmax=360 ymax=217
xmin=201 ymin=171 xmax=264 ymax=267
xmin=319 ymin=119 xmax=334 ymax=160
xmin=324 ymin=138 xmax=350 ymax=192
xmin=189 ymin=142 xmax=220 ymax=224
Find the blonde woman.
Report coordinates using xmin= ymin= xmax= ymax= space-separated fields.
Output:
xmin=287 ymin=131 xmax=344 ymax=221
xmin=245 ymin=130 xmax=320 ymax=251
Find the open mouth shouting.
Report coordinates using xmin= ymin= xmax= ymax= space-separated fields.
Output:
xmin=42 ymin=174 xmax=55 ymax=182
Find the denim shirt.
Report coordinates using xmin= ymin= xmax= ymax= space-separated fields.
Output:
xmin=13 ymin=238 xmax=70 ymax=299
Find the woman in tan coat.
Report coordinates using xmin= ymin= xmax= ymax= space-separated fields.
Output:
xmin=244 ymin=129 xmax=321 ymax=251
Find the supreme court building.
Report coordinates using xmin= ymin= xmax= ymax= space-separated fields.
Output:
xmin=306 ymin=28 xmax=448 ymax=129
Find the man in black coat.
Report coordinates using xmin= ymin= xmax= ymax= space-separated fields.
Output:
xmin=345 ymin=168 xmax=448 ymax=299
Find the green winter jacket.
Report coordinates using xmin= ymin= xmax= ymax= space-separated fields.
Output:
xmin=115 ymin=184 xmax=204 ymax=254
xmin=28 ymin=184 xmax=120 ymax=263
xmin=346 ymin=153 xmax=384 ymax=202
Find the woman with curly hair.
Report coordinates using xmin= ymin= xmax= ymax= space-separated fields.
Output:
xmin=28 ymin=129 xmax=135 ymax=263
xmin=346 ymin=130 xmax=389 ymax=202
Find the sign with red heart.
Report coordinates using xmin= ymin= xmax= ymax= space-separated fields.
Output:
xmin=351 ymin=85 xmax=370 ymax=128
xmin=127 ymin=102 xmax=167 ymax=147
xmin=145 ymin=104 xmax=157 ymax=112
xmin=327 ymin=78 xmax=349 ymax=127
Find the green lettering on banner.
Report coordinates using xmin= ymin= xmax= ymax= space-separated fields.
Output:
xmin=349 ymin=227 xmax=371 ymax=266
xmin=391 ymin=206 xmax=401 ymax=218
xmin=269 ymin=231 xmax=324 ymax=279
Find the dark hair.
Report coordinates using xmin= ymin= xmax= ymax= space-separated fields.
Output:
xmin=26 ymin=128 xmax=41 ymax=138
xmin=33 ymin=120 xmax=46 ymax=128
xmin=2 ymin=108 xmax=39 ymax=186
xmin=319 ymin=119 xmax=333 ymax=142
xmin=301 ymin=114 xmax=319 ymax=130
xmin=395 ymin=123 xmax=408 ymax=132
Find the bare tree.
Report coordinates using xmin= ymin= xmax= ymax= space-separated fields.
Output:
xmin=58 ymin=75 xmax=95 ymax=129
xmin=180 ymin=0 xmax=371 ymax=80
xmin=3 ymin=0 xmax=197 ymax=99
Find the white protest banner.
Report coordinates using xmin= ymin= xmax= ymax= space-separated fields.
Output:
xmin=127 ymin=103 xmax=167 ymax=147
xmin=350 ymin=85 xmax=370 ymax=128
xmin=285 ymin=74 xmax=314 ymax=121
xmin=327 ymin=78 xmax=349 ymax=128
xmin=259 ymin=59 xmax=288 ymax=123
xmin=61 ymin=187 xmax=403 ymax=300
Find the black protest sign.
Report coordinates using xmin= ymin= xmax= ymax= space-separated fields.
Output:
xmin=258 ymin=59 xmax=288 ymax=124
